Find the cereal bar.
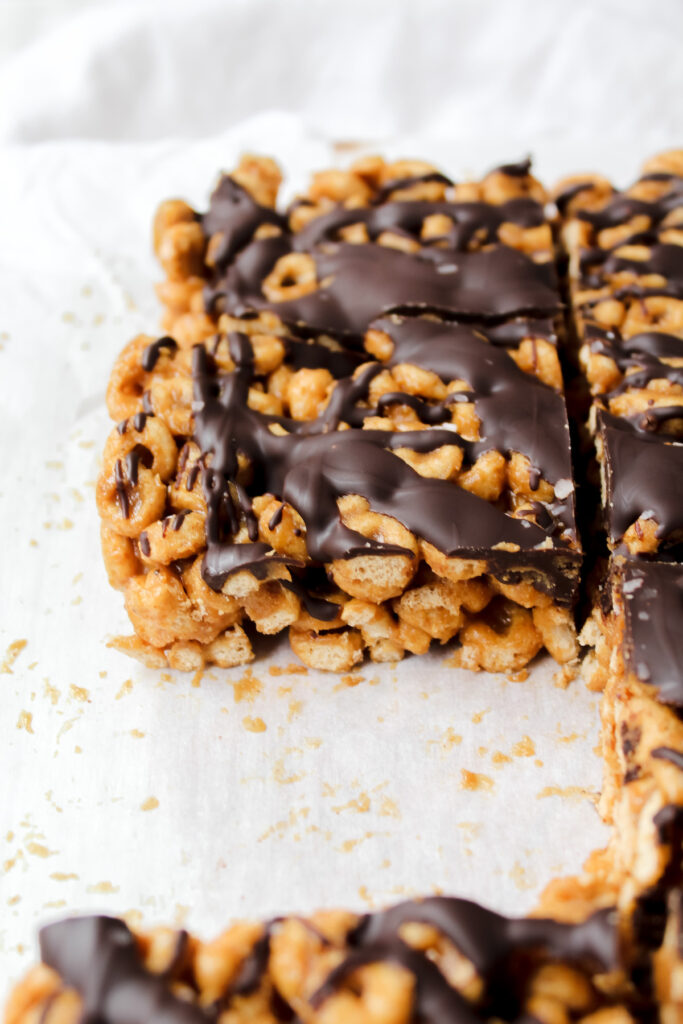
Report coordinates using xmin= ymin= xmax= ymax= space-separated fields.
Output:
xmin=554 ymin=149 xmax=683 ymax=429
xmin=97 ymin=156 xmax=583 ymax=673
xmin=5 ymin=899 xmax=650 ymax=1024
xmin=557 ymin=153 xmax=683 ymax=970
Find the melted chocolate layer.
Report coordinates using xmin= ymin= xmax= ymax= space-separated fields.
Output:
xmin=598 ymin=411 xmax=683 ymax=551
xmin=617 ymin=560 xmax=683 ymax=707
xmin=217 ymin=241 xmax=561 ymax=340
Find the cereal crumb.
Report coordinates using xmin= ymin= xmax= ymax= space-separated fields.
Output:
xmin=1 ymin=639 xmax=28 ymax=674
xmin=333 ymin=793 xmax=370 ymax=814
xmin=471 ymin=708 xmax=490 ymax=724
xmin=26 ymin=842 xmax=56 ymax=859
xmin=287 ymin=700 xmax=302 ymax=721
xmin=507 ymin=668 xmax=529 ymax=682
xmin=537 ymin=786 xmax=597 ymax=803
xmin=16 ymin=711 xmax=34 ymax=734
xmin=87 ymin=881 xmax=119 ymax=894
xmin=242 ymin=716 xmax=267 ymax=733
xmin=509 ymin=860 xmax=536 ymax=891
xmin=358 ymin=885 xmax=374 ymax=906
xmin=460 ymin=770 xmax=494 ymax=793
xmin=553 ymin=664 xmax=577 ymax=689
xmin=378 ymin=795 xmax=400 ymax=819
xmin=140 ymin=797 xmax=159 ymax=812
xmin=115 ymin=679 xmax=133 ymax=700
xmin=512 ymin=735 xmax=536 ymax=758
xmin=268 ymin=663 xmax=308 ymax=676
xmin=69 ymin=684 xmax=90 ymax=703
xmin=232 ymin=668 xmax=262 ymax=703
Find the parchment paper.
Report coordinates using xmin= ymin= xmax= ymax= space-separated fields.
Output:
xmin=0 ymin=117 xmax=617 ymax=996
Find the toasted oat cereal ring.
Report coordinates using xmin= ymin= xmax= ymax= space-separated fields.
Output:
xmin=330 ymin=497 xmax=418 ymax=602
xmin=180 ymin=554 xmax=240 ymax=623
xmin=146 ymin=374 xmax=194 ymax=436
xmin=123 ymin=568 xmax=224 ymax=648
xmin=262 ymin=253 xmax=319 ymax=303
xmin=452 ymin=599 xmax=543 ymax=673
xmin=169 ymin=442 xmax=207 ymax=514
xmin=139 ymin=510 xmax=206 ymax=565
xmin=103 ymin=414 xmax=178 ymax=482
xmin=106 ymin=334 xmax=157 ymax=421
xmin=157 ymin=220 xmax=206 ymax=282
xmin=242 ymin=579 xmax=302 ymax=634
xmin=100 ymin=522 xmax=142 ymax=589
xmin=96 ymin=450 xmax=167 ymax=537
xmin=269 ymin=917 xmax=349 ymax=1015
xmin=254 ymin=495 xmax=308 ymax=561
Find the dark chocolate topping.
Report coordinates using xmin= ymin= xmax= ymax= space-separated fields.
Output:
xmin=311 ymin=942 xmax=482 ymax=1024
xmin=201 ymin=175 xmax=285 ymax=270
xmin=314 ymin=898 xmax=616 ymax=1022
xmin=350 ymin=897 xmax=618 ymax=975
xmin=294 ymin=197 xmax=545 ymax=252
xmin=200 ymin=163 xmax=560 ymax=341
xmin=585 ymin=326 xmax=683 ymax=364
xmin=577 ymin=177 xmax=683 ymax=232
xmin=598 ymin=411 xmax=683 ymax=548
xmin=218 ymin=242 xmax=561 ymax=340
xmin=40 ymin=916 xmax=209 ymax=1024
xmin=377 ymin=317 xmax=574 ymax=513
xmin=618 ymin=560 xmax=683 ymax=706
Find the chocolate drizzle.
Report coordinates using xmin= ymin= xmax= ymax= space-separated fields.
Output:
xmin=142 ymin=336 xmax=178 ymax=371
xmin=652 ymin=746 xmax=683 ymax=771
xmin=377 ymin=316 xmax=575 ymax=530
xmin=37 ymin=901 xmax=618 ymax=1024
xmin=113 ymin=445 xmax=153 ymax=519
xmin=191 ymin=334 xmax=579 ymax=603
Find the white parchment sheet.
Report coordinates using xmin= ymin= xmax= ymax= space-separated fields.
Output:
xmin=0 ymin=116 xmax=635 ymax=996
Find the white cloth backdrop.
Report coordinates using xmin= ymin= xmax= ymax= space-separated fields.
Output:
xmin=1 ymin=0 xmax=682 ymax=152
